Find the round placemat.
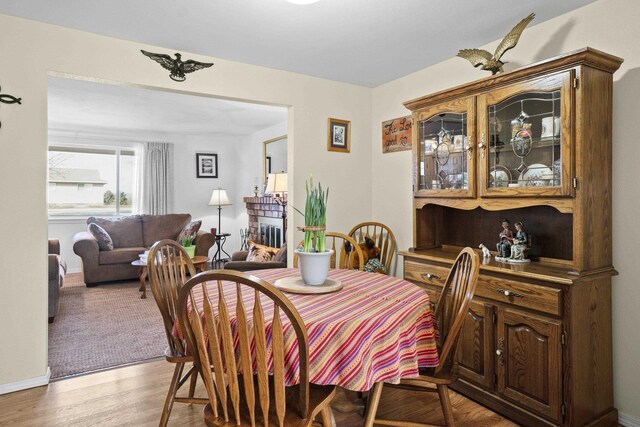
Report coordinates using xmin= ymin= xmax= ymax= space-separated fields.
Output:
xmin=274 ymin=277 xmax=342 ymax=294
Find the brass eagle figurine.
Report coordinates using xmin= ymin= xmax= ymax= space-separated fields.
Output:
xmin=457 ymin=13 xmax=535 ymax=75
xmin=140 ymin=50 xmax=213 ymax=82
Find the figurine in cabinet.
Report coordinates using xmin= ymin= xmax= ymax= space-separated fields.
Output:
xmin=508 ymin=221 xmax=530 ymax=263
xmin=479 ymin=243 xmax=492 ymax=258
xmin=495 ymin=219 xmax=514 ymax=260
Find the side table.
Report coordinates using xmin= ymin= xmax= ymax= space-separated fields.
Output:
xmin=131 ymin=259 xmax=148 ymax=299
xmin=212 ymin=233 xmax=231 ymax=263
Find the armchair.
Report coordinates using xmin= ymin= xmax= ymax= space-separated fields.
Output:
xmin=224 ymin=242 xmax=287 ymax=272
xmin=48 ymin=239 xmax=67 ymax=323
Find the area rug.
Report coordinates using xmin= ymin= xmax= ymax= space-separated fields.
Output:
xmin=48 ymin=273 xmax=167 ymax=379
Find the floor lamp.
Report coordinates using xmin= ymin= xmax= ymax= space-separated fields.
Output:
xmin=266 ymin=172 xmax=287 ymax=244
xmin=208 ymin=188 xmax=232 ymax=262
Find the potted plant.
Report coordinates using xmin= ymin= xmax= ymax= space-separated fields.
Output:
xmin=180 ymin=234 xmax=196 ymax=258
xmin=294 ymin=176 xmax=333 ymax=285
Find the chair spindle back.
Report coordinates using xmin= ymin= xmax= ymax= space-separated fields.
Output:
xmin=433 ymin=247 xmax=480 ymax=374
xmin=148 ymin=239 xmax=196 ymax=356
xmin=348 ymin=222 xmax=397 ymax=275
xmin=177 ymin=270 xmax=311 ymax=426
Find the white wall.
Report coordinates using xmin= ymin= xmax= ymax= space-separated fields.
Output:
xmin=48 ymin=127 xmax=277 ymax=272
xmin=371 ymin=0 xmax=640 ymax=421
xmin=171 ymin=133 xmax=254 ymax=256
xmin=0 ymin=13 xmax=371 ymax=391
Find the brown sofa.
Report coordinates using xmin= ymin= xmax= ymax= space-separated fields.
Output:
xmin=73 ymin=214 xmax=214 ymax=286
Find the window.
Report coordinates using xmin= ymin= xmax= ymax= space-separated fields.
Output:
xmin=48 ymin=146 xmax=137 ymax=217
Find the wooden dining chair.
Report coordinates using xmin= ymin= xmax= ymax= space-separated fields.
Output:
xmin=293 ymin=232 xmax=365 ymax=271
xmin=147 ymin=240 xmax=208 ymax=427
xmin=364 ymin=247 xmax=480 ymax=427
xmin=348 ymin=222 xmax=397 ymax=275
xmin=177 ymin=269 xmax=337 ymax=427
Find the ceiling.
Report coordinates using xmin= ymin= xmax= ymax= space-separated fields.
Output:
xmin=1 ymin=0 xmax=596 ymax=87
xmin=48 ymin=77 xmax=287 ymax=136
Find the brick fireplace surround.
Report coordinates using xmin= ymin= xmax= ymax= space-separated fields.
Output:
xmin=243 ymin=196 xmax=286 ymax=244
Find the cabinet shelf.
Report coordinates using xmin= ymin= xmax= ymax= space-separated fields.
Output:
xmin=489 ymin=137 xmax=560 ymax=153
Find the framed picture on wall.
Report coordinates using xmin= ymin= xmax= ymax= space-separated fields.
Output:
xmin=196 ymin=153 xmax=218 ymax=178
xmin=327 ymin=118 xmax=350 ymax=153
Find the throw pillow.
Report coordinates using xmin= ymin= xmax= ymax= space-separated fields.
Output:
xmin=88 ymin=223 xmax=114 ymax=251
xmin=246 ymin=240 xmax=278 ymax=262
xmin=273 ymin=243 xmax=287 ymax=264
xmin=177 ymin=220 xmax=202 ymax=243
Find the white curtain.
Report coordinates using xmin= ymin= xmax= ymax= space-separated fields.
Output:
xmin=141 ymin=142 xmax=174 ymax=215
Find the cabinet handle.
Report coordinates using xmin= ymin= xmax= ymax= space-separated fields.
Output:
xmin=496 ymin=288 xmax=524 ymax=298
xmin=478 ymin=132 xmax=487 ymax=159
xmin=421 ymin=272 xmax=441 ymax=281
xmin=467 ymin=134 xmax=474 ymax=161
xmin=496 ymin=338 xmax=505 ymax=366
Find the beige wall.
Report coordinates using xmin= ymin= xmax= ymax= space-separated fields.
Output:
xmin=0 ymin=14 xmax=371 ymax=388
xmin=371 ymin=0 xmax=640 ymax=421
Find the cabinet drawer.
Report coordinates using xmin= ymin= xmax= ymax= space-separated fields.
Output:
xmin=405 ymin=259 xmax=450 ymax=287
xmin=404 ymin=259 xmax=562 ymax=316
xmin=476 ymin=276 xmax=562 ymax=317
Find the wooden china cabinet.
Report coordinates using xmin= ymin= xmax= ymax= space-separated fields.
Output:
xmin=401 ymin=48 xmax=622 ymax=427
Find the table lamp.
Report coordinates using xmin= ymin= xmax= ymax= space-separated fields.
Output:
xmin=208 ymin=188 xmax=232 ymax=234
xmin=265 ymin=172 xmax=287 ymax=242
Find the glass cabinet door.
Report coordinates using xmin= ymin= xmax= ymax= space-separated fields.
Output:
xmin=414 ymin=97 xmax=476 ymax=198
xmin=477 ymin=72 xmax=573 ymax=197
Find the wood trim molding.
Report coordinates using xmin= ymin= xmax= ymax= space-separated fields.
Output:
xmin=404 ymin=47 xmax=623 ymax=110
xmin=0 ymin=367 xmax=50 ymax=395
xmin=619 ymin=412 xmax=640 ymax=427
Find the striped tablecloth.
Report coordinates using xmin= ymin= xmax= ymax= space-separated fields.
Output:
xmin=189 ymin=268 xmax=438 ymax=392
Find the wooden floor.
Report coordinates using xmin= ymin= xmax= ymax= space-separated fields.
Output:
xmin=0 ymin=359 xmax=516 ymax=426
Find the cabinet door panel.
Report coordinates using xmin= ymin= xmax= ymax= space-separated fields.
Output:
xmin=477 ymin=70 xmax=574 ymax=198
xmin=457 ymin=300 xmax=494 ymax=390
xmin=413 ymin=96 xmax=476 ymax=198
xmin=497 ymin=308 xmax=562 ymax=422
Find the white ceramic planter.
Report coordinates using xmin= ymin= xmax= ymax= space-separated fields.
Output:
xmin=295 ymin=248 xmax=334 ymax=285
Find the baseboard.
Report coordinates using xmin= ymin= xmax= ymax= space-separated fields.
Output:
xmin=620 ymin=413 xmax=640 ymax=427
xmin=0 ymin=367 xmax=50 ymax=395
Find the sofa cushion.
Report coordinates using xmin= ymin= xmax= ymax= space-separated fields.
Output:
xmin=87 ymin=215 xmax=144 ymax=249
xmin=142 ymin=214 xmax=191 ymax=247
xmin=88 ymin=223 xmax=114 ymax=251
xmin=177 ymin=220 xmax=202 ymax=243
xmin=99 ymin=247 xmax=147 ymax=265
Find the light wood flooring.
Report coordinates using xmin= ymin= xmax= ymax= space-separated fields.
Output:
xmin=0 ymin=359 xmax=516 ymax=426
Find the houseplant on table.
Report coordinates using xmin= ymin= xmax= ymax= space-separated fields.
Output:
xmin=180 ymin=234 xmax=196 ymax=258
xmin=294 ymin=176 xmax=333 ymax=285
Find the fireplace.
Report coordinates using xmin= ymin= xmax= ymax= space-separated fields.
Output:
xmin=258 ymin=217 xmax=283 ymax=248
xmin=243 ymin=196 xmax=286 ymax=247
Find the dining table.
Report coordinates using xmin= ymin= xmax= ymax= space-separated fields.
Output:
xmin=186 ymin=267 xmax=440 ymax=393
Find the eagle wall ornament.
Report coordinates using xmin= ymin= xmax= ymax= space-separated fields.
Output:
xmin=140 ymin=50 xmax=213 ymax=82
xmin=457 ymin=12 xmax=535 ymax=75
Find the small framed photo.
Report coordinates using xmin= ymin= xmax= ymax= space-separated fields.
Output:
xmin=327 ymin=118 xmax=350 ymax=153
xmin=266 ymin=156 xmax=272 ymax=174
xmin=196 ymin=153 xmax=218 ymax=178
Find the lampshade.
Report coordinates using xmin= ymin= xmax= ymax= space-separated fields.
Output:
xmin=208 ymin=188 xmax=232 ymax=206
xmin=265 ymin=173 xmax=288 ymax=195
